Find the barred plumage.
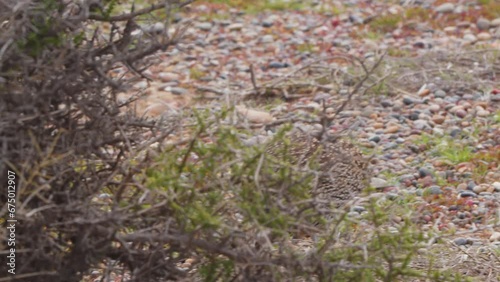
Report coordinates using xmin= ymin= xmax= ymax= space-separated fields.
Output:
xmin=267 ymin=130 xmax=370 ymax=209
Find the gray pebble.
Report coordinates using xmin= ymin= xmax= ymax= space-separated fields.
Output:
xmin=453 ymin=238 xmax=470 ymax=246
xmin=197 ymin=22 xmax=213 ymax=31
xmin=145 ymin=22 xmax=165 ymax=34
xmin=268 ymin=61 xmax=289 ymax=69
xmin=467 ymin=181 xmax=476 ymax=190
xmin=386 ymin=193 xmax=398 ymax=200
xmin=408 ymin=145 xmax=420 ymax=153
xmin=418 ymin=167 xmax=432 ymax=178
xmin=369 ymin=135 xmax=381 ymax=143
xmin=349 ymin=14 xmax=364 ymax=24
xmin=171 ymin=87 xmax=188 ymax=95
xmin=414 ymin=120 xmax=430 ymax=130
xmin=444 ymin=96 xmax=460 ymax=103
xmin=347 ymin=211 xmax=362 ymax=218
xmin=434 ymin=90 xmax=446 ymax=98
xmin=262 ymin=20 xmax=274 ymax=28
xmin=409 ymin=112 xmax=420 ymax=120
xmin=399 ymin=174 xmax=415 ymax=182
xmin=462 ymin=172 xmax=473 ymax=178
xmin=462 ymin=94 xmax=474 ymax=100
xmin=426 ymin=186 xmax=443 ymax=195
xmin=477 ymin=207 xmax=489 ymax=214
xmin=351 ymin=206 xmax=366 ymax=213
xmin=492 ymin=18 xmax=500 ymax=27
xmin=134 ymin=81 xmax=148 ymax=90
xmin=313 ymin=93 xmax=331 ymax=102
xmin=381 ymin=100 xmax=393 ymax=108
xmin=261 ymin=35 xmax=274 ymax=43
xmin=403 ymin=97 xmax=414 ymax=105
xmin=463 ymin=34 xmax=477 ymax=43
xmin=227 ymin=23 xmax=244 ymax=31
xmin=432 ymin=128 xmax=444 ymax=136
xmin=371 ymin=177 xmax=389 ymax=189
xmin=434 ymin=3 xmax=455 ymax=13
xmin=449 ymin=129 xmax=462 ymax=138
xmin=492 ymin=182 xmax=500 ymax=192
xmin=477 ymin=18 xmax=490 ymax=30
xmin=459 ymin=191 xmax=477 ymax=198
xmin=473 ymin=185 xmax=487 ymax=194
xmin=383 ymin=142 xmax=398 ymax=151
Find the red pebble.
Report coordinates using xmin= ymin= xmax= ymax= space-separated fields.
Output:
xmin=331 ymin=18 xmax=341 ymax=27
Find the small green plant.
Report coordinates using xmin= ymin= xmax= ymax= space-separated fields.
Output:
xmin=405 ymin=6 xmax=430 ymax=21
xmin=18 ymin=17 xmax=63 ymax=57
xmin=296 ymin=43 xmax=314 ymax=53
xmin=370 ymin=14 xmax=402 ymax=33
xmin=316 ymin=4 xmax=344 ymax=15
xmin=370 ymin=80 xmax=389 ymax=96
xmin=413 ymin=133 xmax=435 ymax=146
xmin=203 ymin=0 xmax=305 ymax=13
xmin=387 ymin=47 xmax=411 ymax=57
xmin=377 ymin=170 xmax=399 ymax=186
xmin=494 ymin=110 xmax=500 ymax=123
xmin=198 ymin=11 xmax=230 ymax=21
xmin=437 ymin=140 xmax=473 ymax=164
xmin=262 ymin=0 xmax=304 ymax=11
xmin=414 ymin=134 xmax=473 ymax=164
xmin=435 ymin=174 xmax=450 ymax=187
xmin=482 ymin=2 xmax=500 ymax=18
xmin=189 ymin=66 xmax=206 ymax=80
xmin=364 ymin=30 xmax=383 ymax=40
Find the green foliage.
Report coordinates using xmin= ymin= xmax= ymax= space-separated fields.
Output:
xmin=414 ymin=133 xmax=473 ymax=164
xmin=439 ymin=143 xmax=473 ymax=164
xmin=102 ymin=0 xmax=118 ymax=19
xmin=405 ymin=6 xmax=430 ymax=21
xmin=370 ymin=14 xmax=402 ymax=33
xmin=370 ymin=80 xmax=389 ymax=96
xmin=146 ymin=114 xmax=316 ymax=234
xmin=387 ymin=47 xmax=412 ymax=57
xmin=190 ymin=66 xmax=207 ymax=80
xmin=494 ymin=110 xmax=500 ymax=123
xmin=202 ymin=0 xmax=305 ymax=12
xmin=296 ymin=43 xmax=315 ymax=53
xmin=364 ymin=30 xmax=383 ymax=40
xmin=18 ymin=17 xmax=63 ymax=57
xmin=482 ymin=2 xmax=500 ymax=19
xmin=199 ymin=258 xmax=235 ymax=281
xmin=142 ymin=112 xmax=470 ymax=281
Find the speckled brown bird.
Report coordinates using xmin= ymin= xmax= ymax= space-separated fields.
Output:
xmin=266 ymin=129 xmax=370 ymax=210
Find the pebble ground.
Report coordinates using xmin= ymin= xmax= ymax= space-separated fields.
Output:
xmin=112 ymin=0 xmax=500 ymax=278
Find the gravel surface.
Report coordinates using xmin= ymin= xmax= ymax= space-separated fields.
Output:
xmin=122 ymin=0 xmax=500 ymax=234
xmin=108 ymin=0 xmax=500 ymax=280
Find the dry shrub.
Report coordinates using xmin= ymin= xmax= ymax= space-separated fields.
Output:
xmin=0 ymin=1 xmax=474 ymax=281
xmin=0 ymin=0 xmax=192 ymax=281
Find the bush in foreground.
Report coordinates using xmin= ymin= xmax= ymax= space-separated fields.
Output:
xmin=0 ymin=0 xmax=191 ymax=280
xmin=0 ymin=0 xmax=469 ymax=281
